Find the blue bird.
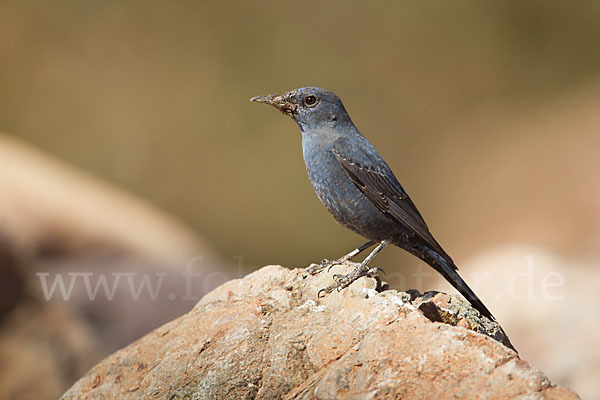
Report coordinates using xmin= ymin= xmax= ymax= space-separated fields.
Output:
xmin=251 ymin=87 xmax=504 ymax=329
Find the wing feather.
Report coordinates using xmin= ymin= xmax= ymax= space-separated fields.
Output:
xmin=332 ymin=145 xmax=449 ymax=260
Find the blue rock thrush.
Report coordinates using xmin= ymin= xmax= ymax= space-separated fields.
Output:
xmin=250 ymin=87 xmax=500 ymax=324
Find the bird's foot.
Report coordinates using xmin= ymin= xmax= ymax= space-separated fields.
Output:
xmin=303 ymin=257 xmax=359 ymax=278
xmin=317 ymin=264 xmax=384 ymax=298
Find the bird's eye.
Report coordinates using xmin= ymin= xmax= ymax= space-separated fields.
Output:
xmin=304 ymin=95 xmax=317 ymax=107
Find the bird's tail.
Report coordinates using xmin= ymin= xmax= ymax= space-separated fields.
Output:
xmin=413 ymin=248 xmax=518 ymax=352
xmin=426 ymin=250 xmax=495 ymax=321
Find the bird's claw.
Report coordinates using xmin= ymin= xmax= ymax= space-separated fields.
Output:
xmin=303 ymin=257 xmax=355 ymax=278
xmin=322 ymin=259 xmax=342 ymax=273
xmin=315 ymin=272 xmax=352 ymax=297
xmin=316 ymin=264 xmax=385 ymax=297
xmin=303 ymin=262 xmax=326 ymax=278
xmin=317 ymin=284 xmax=338 ymax=298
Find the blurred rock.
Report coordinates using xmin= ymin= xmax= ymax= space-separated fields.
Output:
xmin=0 ymin=302 xmax=98 ymax=400
xmin=62 ymin=265 xmax=578 ymax=399
xmin=0 ymin=233 xmax=25 ymax=321
xmin=0 ymin=133 xmax=210 ymax=265
xmin=0 ymin=135 xmax=234 ymax=400
xmin=463 ymin=245 xmax=599 ymax=400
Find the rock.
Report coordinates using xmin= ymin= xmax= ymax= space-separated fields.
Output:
xmin=0 ymin=133 xmax=211 ymax=265
xmin=0 ymin=233 xmax=25 ymax=322
xmin=0 ymin=134 xmax=235 ymax=400
xmin=0 ymin=303 xmax=99 ymax=400
xmin=61 ymin=265 xmax=579 ymax=399
xmin=463 ymin=245 xmax=600 ymax=399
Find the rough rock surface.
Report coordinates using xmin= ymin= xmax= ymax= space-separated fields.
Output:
xmin=62 ymin=265 xmax=579 ymax=399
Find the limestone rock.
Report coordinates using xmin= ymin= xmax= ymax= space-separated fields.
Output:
xmin=62 ymin=265 xmax=579 ymax=399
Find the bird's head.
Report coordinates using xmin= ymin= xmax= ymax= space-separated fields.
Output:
xmin=251 ymin=87 xmax=352 ymax=131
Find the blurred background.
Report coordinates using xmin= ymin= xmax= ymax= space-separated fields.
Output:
xmin=1 ymin=1 xmax=599 ymax=398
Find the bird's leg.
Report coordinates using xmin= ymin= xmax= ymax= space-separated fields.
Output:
xmin=303 ymin=240 xmax=376 ymax=278
xmin=318 ymin=240 xmax=389 ymax=297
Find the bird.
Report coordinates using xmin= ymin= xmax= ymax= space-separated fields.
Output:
xmin=250 ymin=87 xmax=499 ymax=324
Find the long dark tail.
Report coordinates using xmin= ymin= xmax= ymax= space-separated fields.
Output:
xmin=406 ymin=246 xmax=518 ymax=352
xmin=426 ymin=251 xmax=495 ymax=321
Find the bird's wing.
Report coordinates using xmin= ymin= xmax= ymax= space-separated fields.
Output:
xmin=332 ymin=142 xmax=448 ymax=258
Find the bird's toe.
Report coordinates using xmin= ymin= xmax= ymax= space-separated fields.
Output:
xmin=303 ymin=263 xmax=326 ymax=278
xmin=367 ymin=267 xmax=386 ymax=277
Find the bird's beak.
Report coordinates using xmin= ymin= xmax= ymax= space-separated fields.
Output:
xmin=250 ymin=93 xmax=297 ymax=117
